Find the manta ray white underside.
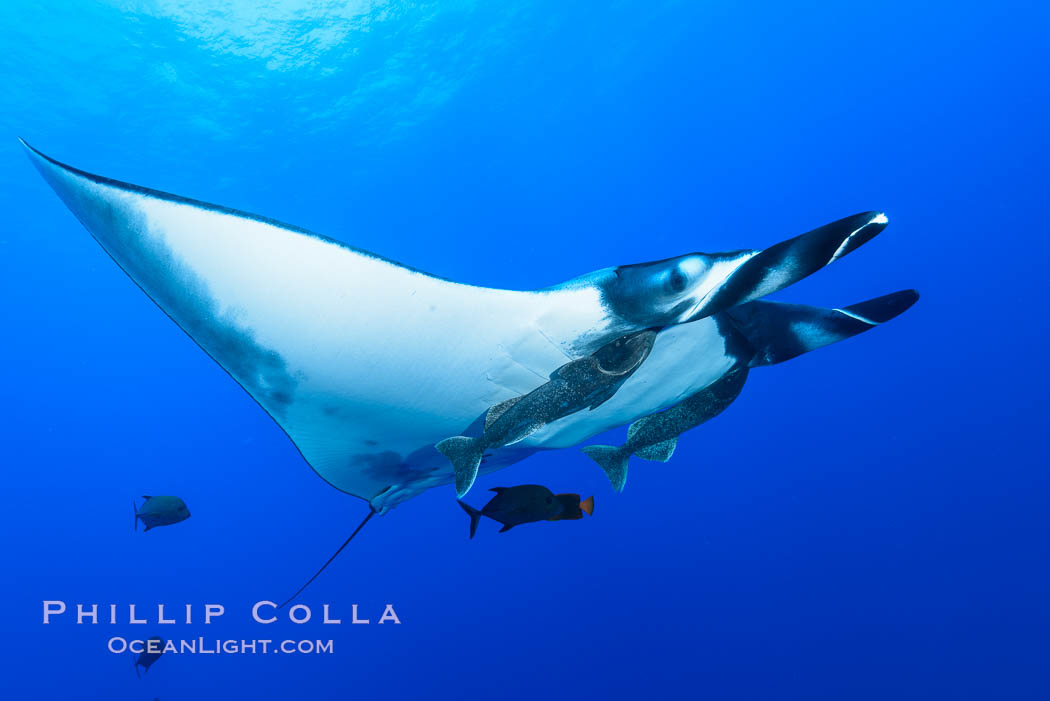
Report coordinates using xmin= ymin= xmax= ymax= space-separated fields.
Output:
xmin=23 ymin=141 xmax=909 ymax=512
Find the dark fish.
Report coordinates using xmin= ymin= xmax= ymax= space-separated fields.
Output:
xmin=458 ymin=485 xmax=593 ymax=538
xmin=134 ymin=496 xmax=190 ymax=532
xmin=583 ymin=366 xmax=749 ymax=491
xmin=438 ymin=329 xmax=658 ymax=496
xmin=135 ymin=636 xmax=165 ymax=678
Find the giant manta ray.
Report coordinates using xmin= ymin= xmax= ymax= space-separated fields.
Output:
xmin=23 ymin=141 xmax=917 ymax=516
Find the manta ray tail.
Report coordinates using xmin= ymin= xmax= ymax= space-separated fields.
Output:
xmin=457 ymin=500 xmax=483 ymax=539
xmin=726 ymin=289 xmax=919 ymax=367
xmin=581 ymin=445 xmax=630 ymax=492
xmin=277 ymin=509 xmax=376 ymax=609
xmin=436 ymin=437 xmax=483 ymax=497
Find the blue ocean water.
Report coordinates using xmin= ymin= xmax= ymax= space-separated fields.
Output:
xmin=1 ymin=1 xmax=1048 ymax=698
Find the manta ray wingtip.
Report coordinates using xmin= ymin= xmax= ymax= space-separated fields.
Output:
xmin=17 ymin=137 xmax=42 ymax=156
xmin=17 ymin=138 xmax=58 ymax=172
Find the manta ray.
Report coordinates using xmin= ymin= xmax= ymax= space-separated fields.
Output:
xmin=22 ymin=141 xmax=917 ymax=519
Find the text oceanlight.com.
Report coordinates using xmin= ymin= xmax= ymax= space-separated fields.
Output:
xmin=109 ymin=637 xmax=336 ymax=655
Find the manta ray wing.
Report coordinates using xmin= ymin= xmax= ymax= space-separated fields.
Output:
xmin=22 ymin=142 xmax=613 ymax=505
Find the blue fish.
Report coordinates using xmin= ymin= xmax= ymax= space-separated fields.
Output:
xmin=134 ymin=496 xmax=190 ymax=532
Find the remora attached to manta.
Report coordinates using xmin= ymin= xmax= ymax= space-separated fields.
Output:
xmin=21 ymin=141 xmax=917 ymax=514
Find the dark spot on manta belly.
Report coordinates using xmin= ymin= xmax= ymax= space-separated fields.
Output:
xmin=83 ymin=200 xmax=299 ymax=417
xmin=353 ymin=450 xmax=434 ymax=485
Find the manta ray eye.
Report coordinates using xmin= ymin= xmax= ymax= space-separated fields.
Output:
xmin=667 ymin=267 xmax=688 ymax=294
